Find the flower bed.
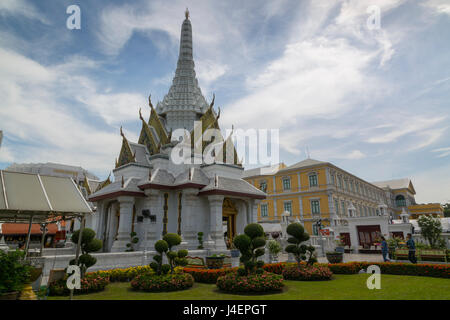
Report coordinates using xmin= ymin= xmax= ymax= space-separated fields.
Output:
xmin=282 ymin=264 xmax=333 ymax=281
xmin=130 ymin=273 xmax=194 ymax=292
xmin=262 ymin=262 xmax=450 ymax=279
xmin=183 ymin=267 xmax=238 ymax=283
xmin=88 ymin=265 xmax=154 ymax=282
xmin=48 ymin=273 xmax=110 ymax=296
xmin=216 ymin=272 xmax=284 ymax=293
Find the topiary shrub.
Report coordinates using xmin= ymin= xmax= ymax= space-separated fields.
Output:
xmin=150 ymin=234 xmax=188 ymax=275
xmin=284 ymin=223 xmax=316 ymax=266
xmin=197 ymin=232 xmax=204 ymax=249
xmin=70 ymin=228 xmax=102 ymax=277
xmin=131 ymin=273 xmax=194 ymax=292
xmin=282 ymin=264 xmax=332 ymax=281
xmin=233 ymin=223 xmax=266 ymax=276
xmin=126 ymin=232 xmax=139 ymax=252
xmin=216 ymin=272 xmax=284 ymax=293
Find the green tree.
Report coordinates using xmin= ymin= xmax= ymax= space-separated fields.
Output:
xmin=417 ymin=215 xmax=443 ymax=248
xmin=70 ymin=228 xmax=102 ymax=277
xmin=149 ymin=233 xmax=188 ymax=275
xmin=233 ymin=223 xmax=266 ymax=276
xmin=284 ymin=223 xmax=316 ymax=266
xmin=443 ymin=203 xmax=450 ymax=218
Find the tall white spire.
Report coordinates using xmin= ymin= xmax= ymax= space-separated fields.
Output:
xmin=156 ymin=9 xmax=209 ymax=132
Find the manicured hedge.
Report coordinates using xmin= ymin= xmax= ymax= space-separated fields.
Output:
xmin=88 ymin=266 xmax=154 ymax=282
xmin=282 ymin=264 xmax=333 ymax=281
xmin=262 ymin=262 xmax=450 ymax=279
xmin=183 ymin=267 xmax=238 ymax=283
xmin=130 ymin=273 xmax=194 ymax=292
xmin=216 ymin=272 xmax=284 ymax=293
xmin=48 ymin=273 xmax=110 ymax=296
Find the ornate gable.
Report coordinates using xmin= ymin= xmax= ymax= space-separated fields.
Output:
xmin=138 ymin=108 xmax=159 ymax=155
xmin=148 ymin=95 xmax=169 ymax=146
xmin=116 ymin=127 xmax=136 ymax=168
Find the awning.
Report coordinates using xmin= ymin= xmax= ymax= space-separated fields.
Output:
xmin=0 ymin=170 xmax=92 ymax=222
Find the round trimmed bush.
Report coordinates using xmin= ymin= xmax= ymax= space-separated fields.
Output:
xmin=155 ymin=240 xmax=169 ymax=253
xmin=216 ymin=272 xmax=284 ymax=293
xmin=131 ymin=273 xmax=194 ymax=292
xmin=163 ymin=233 xmax=182 ymax=248
xmin=244 ymin=223 xmax=264 ymax=239
xmin=233 ymin=234 xmax=251 ymax=251
xmin=282 ymin=264 xmax=333 ymax=281
xmin=286 ymin=223 xmax=309 ymax=241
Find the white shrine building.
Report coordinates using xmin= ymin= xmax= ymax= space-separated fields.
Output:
xmin=88 ymin=10 xmax=265 ymax=253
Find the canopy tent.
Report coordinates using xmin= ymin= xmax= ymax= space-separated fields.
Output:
xmin=0 ymin=170 xmax=93 ymax=260
xmin=0 ymin=170 xmax=92 ymax=223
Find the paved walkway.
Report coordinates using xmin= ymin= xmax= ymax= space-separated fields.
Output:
xmin=278 ymin=253 xmax=384 ymax=263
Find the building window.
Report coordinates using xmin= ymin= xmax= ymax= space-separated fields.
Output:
xmin=311 ymin=200 xmax=320 ymax=214
xmin=309 ymin=174 xmax=318 ymax=187
xmin=338 ymin=176 xmax=343 ymax=188
xmin=350 ymin=180 xmax=354 ymax=192
xmin=331 ymin=173 xmax=335 ymax=185
xmin=395 ymin=195 xmax=406 ymax=207
xmin=344 ymin=179 xmax=348 ymax=191
xmin=261 ymin=204 xmax=268 ymax=217
xmin=341 ymin=200 xmax=346 ymax=215
xmin=335 ymin=199 xmax=339 ymax=215
xmin=364 ymin=206 xmax=368 ymax=217
xmin=283 ymin=201 xmax=292 ymax=215
xmin=282 ymin=177 xmax=291 ymax=190
xmin=259 ymin=180 xmax=267 ymax=192
xmin=312 ymin=224 xmax=319 ymax=236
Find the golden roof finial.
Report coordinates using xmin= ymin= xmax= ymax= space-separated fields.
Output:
xmin=139 ymin=108 xmax=144 ymax=121
xmin=185 ymin=8 xmax=189 ymax=19
xmin=148 ymin=94 xmax=154 ymax=110
xmin=209 ymin=93 xmax=215 ymax=110
xmin=120 ymin=126 xmax=126 ymax=139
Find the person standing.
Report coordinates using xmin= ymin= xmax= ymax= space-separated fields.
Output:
xmin=380 ymin=236 xmax=390 ymax=262
xmin=406 ymin=233 xmax=417 ymax=264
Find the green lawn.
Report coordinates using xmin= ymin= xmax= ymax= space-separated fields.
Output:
xmin=48 ymin=274 xmax=450 ymax=300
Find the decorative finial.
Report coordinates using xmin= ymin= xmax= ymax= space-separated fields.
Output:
xmin=148 ymin=94 xmax=154 ymax=110
xmin=185 ymin=8 xmax=189 ymax=19
xmin=216 ymin=107 xmax=221 ymax=120
xmin=120 ymin=126 xmax=125 ymax=139
xmin=139 ymin=108 xmax=144 ymax=121
xmin=209 ymin=93 xmax=215 ymax=110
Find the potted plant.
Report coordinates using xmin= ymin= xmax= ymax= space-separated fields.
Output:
xmin=230 ymin=243 xmax=240 ymax=258
xmin=334 ymin=235 xmax=346 ymax=253
xmin=326 ymin=251 xmax=343 ymax=264
xmin=205 ymin=254 xmax=225 ymax=269
xmin=197 ymin=232 xmax=204 ymax=249
xmin=267 ymin=240 xmax=282 ymax=263
xmin=0 ymin=250 xmax=32 ymax=300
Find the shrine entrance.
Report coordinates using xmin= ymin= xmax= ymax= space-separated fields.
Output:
xmin=222 ymin=198 xmax=237 ymax=249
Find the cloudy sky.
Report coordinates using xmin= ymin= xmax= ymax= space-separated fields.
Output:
xmin=0 ymin=0 xmax=449 ymax=204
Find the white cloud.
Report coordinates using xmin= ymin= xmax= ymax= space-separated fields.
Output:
xmin=0 ymin=0 xmax=49 ymax=24
xmin=423 ymin=0 xmax=450 ymax=16
xmin=432 ymin=147 xmax=450 ymax=158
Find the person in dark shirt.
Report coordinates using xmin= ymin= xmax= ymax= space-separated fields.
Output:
xmin=380 ymin=236 xmax=390 ymax=262
xmin=406 ymin=233 xmax=417 ymax=264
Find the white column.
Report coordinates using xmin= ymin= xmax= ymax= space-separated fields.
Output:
xmin=181 ymin=188 xmax=199 ymax=249
xmin=208 ymin=195 xmax=227 ymax=251
xmin=111 ymin=196 xmax=134 ymax=252
xmin=250 ymin=199 xmax=260 ymax=224
xmin=140 ymin=189 xmax=162 ymax=251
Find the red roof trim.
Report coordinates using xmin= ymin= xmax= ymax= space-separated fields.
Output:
xmin=89 ymin=191 xmax=145 ymax=202
xmin=138 ymin=182 xmax=206 ymax=190
xmin=198 ymin=189 xmax=266 ymax=199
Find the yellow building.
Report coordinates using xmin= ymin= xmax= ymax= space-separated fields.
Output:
xmin=243 ymin=159 xmax=388 ymax=236
xmin=244 ymin=159 xmax=444 ymax=240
